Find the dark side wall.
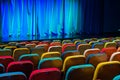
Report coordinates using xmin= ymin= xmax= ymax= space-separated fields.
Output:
xmin=104 ymin=0 xmax=120 ymax=33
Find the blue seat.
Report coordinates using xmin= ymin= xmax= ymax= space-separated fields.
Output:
xmin=0 ymin=64 xmax=5 ymax=73
xmin=38 ymin=57 xmax=62 ymax=70
xmin=65 ymin=64 xmax=95 ymax=80
xmin=0 ymin=72 xmax=27 ymax=80
xmin=113 ymin=74 xmax=120 ymax=80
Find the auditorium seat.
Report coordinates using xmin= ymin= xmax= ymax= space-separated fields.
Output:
xmin=52 ymin=40 xmax=61 ymax=43
xmin=25 ymin=43 xmax=36 ymax=49
xmin=113 ymin=40 xmax=120 ymax=48
xmin=31 ymin=47 xmax=46 ymax=58
xmin=77 ymin=44 xmax=91 ymax=55
xmin=13 ymin=48 xmax=30 ymax=61
xmin=29 ymin=68 xmax=61 ymax=80
xmin=49 ymin=42 xmax=61 ymax=46
xmin=48 ymin=46 xmax=62 ymax=53
xmin=19 ymin=54 xmax=39 ymax=68
xmin=62 ymin=40 xmax=72 ymax=44
xmin=86 ymin=53 xmax=107 ymax=67
xmin=38 ymin=57 xmax=62 ymax=70
xmin=113 ymin=74 xmax=120 ymax=80
xmin=8 ymin=42 xmax=18 ymax=46
xmin=0 ymin=49 xmax=12 ymax=56
xmin=101 ymin=47 xmax=117 ymax=60
xmin=36 ymin=44 xmax=48 ymax=51
xmin=0 ymin=72 xmax=27 ymax=80
xmin=84 ymin=39 xmax=92 ymax=43
xmin=89 ymin=41 xmax=98 ymax=45
xmin=0 ymin=64 xmax=5 ymax=73
xmin=65 ymin=64 xmax=95 ymax=80
xmin=109 ymin=52 xmax=120 ymax=61
xmin=117 ymin=47 xmax=120 ymax=52
xmin=61 ymin=50 xmax=80 ymax=60
xmin=62 ymin=55 xmax=85 ymax=74
xmin=0 ymin=56 xmax=14 ymax=70
xmin=62 ymin=43 xmax=76 ymax=53
xmin=7 ymin=61 xmax=34 ymax=78
xmin=74 ymin=40 xmax=81 ymax=45
xmin=83 ymin=48 xmax=100 ymax=57
xmin=104 ymin=42 xmax=117 ymax=48
xmin=31 ymin=41 xmax=39 ymax=44
xmin=92 ymin=42 xmax=104 ymax=50
xmin=93 ymin=61 xmax=120 ymax=80
xmin=73 ymin=39 xmax=81 ymax=43
xmin=41 ymin=52 xmax=61 ymax=60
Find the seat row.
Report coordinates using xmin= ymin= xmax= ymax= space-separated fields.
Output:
xmin=0 ymin=60 xmax=120 ymax=80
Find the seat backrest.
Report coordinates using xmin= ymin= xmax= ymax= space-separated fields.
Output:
xmin=113 ymin=74 xmax=120 ymax=80
xmin=77 ymin=44 xmax=91 ymax=55
xmin=109 ymin=52 xmax=120 ymax=61
xmin=13 ymin=48 xmax=30 ymax=61
xmin=25 ymin=44 xmax=36 ymax=49
xmin=93 ymin=61 xmax=120 ymax=80
xmin=83 ymin=48 xmax=100 ymax=57
xmin=62 ymin=55 xmax=85 ymax=73
xmin=50 ymin=42 xmax=61 ymax=46
xmin=101 ymin=47 xmax=117 ymax=60
xmin=0 ymin=49 xmax=12 ymax=56
xmin=7 ymin=61 xmax=34 ymax=78
xmin=65 ymin=64 xmax=95 ymax=80
xmin=41 ymin=52 xmax=61 ymax=60
xmin=117 ymin=47 xmax=120 ymax=52
xmin=4 ymin=46 xmax=17 ymax=53
xmin=62 ymin=44 xmax=76 ymax=53
xmin=0 ymin=56 xmax=14 ymax=70
xmin=61 ymin=50 xmax=80 ymax=60
xmin=48 ymin=46 xmax=62 ymax=53
xmin=19 ymin=54 xmax=39 ymax=68
xmin=92 ymin=42 xmax=104 ymax=50
xmin=0 ymin=64 xmax=5 ymax=73
xmin=29 ymin=68 xmax=61 ymax=80
xmin=38 ymin=57 xmax=62 ymax=70
xmin=0 ymin=72 xmax=27 ymax=80
xmin=36 ymin=44 xmax=49 ymax=51
xmin=86 ymin=53 xmax=107 ymax=67
xmin=62 ymin=40 xmax=72 ymax=44
xmin=104 ymin=42 xmax=117 ymax=48
xmin=31 ymin=47 xmax=46 ymax=58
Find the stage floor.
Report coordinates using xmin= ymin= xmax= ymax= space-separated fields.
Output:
xmin=1 ymin=35 xmax=81 ymax=42
xmin=1 ymin=33 xmax=117 ymax=42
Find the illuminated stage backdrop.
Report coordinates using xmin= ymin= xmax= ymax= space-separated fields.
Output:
xmin=0 ymin=0 xmax=104 ymax=42
xmin=0 ymin=0 xmax=81 ymax=38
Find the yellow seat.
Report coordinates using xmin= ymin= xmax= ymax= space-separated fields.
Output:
xmin=13 ymin=48 xmax=30 ymax=61
xmin=104 ymin=42 xmax=117 ymax=48
xmin=93 ymin=61 xmax=120 ymax=80
xmin=62 ymin=55 xmax=85 ymax=73
xmin=41 ymin=52 xmax=60 ymax=60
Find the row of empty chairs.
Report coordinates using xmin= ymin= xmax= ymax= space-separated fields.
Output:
xmin=0 ymin=37 xmax=120 ymax=80
xmin=0 ymin=60 xmax=120 ymax=80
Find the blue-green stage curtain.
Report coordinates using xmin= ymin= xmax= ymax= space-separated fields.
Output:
xmin=0 ymin=0 xmax=104 ymax=39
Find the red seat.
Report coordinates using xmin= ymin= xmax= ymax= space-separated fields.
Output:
xmin=7 ymin=61 xmax=34 ymax=78
xmin=29 ymin=68 xmax=61 ymax=80
xmin=0 ymin=56 xmax=14 ymax=70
